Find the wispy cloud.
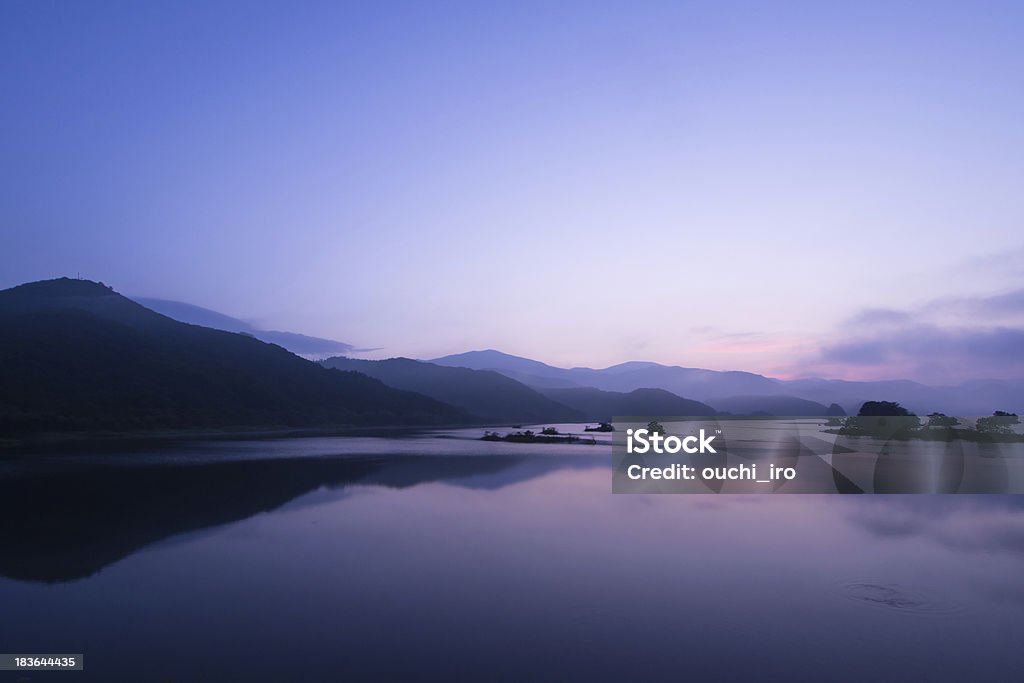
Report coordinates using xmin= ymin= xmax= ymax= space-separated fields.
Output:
xmin=797 ymin=288 xmax=1024 ymax=383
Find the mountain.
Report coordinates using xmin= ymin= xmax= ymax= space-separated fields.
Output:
xmin=712 ymin=395 xmax=831 ymax=416
xmin=826 ymin=403 xmax=847 ymax=417
xmin=319 ymin=357 xmax=581 ymax=423
xmin=567 ymin=363 xmax=782 ymax=399
xmin=0 ymin=279 xmax=464 ymax=435
xmin=432 ymin=349 xmax=782 ymax=401
xmin=538 ymin=387 xmax=715 ymax=422
xmin=134 ymin=297 xmax=358 ymax=357
xmin=430 ymin=350 xmax=587 ymax=387
xmin=482 ymin=370 xmax=583 ymax=389
xmin=782 ymin=378 xmax=1024 ymax=416
xmin=432 ymin=350 xmax=570 ymax=380
xmin=432 ymin=349 xmax=1024 ymax=415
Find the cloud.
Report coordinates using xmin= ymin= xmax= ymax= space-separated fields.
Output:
xmin=847 ymin=308 xmax=914 ymax=328
xmin=824 ymin=325 xmax=1024 ymax=364
xmin=804 ymin=289 xmax=1024 ymax=383
xmin=921 ymin=289 xmax=1024 ymax=324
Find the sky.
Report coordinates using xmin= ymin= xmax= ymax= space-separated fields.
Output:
xmin=2 ymin=1 xmax=1023 ymax=382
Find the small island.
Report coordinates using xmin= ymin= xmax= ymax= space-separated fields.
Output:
xmin=584 ymin=422 xmax=614 ymax=432
xmin=481 ymin=427 xmax=597 ymax=445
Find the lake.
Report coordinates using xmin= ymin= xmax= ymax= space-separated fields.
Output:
xmin=1 ymin=425 xmax=1022 ymax=681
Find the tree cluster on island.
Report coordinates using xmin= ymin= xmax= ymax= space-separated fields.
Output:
xmin=828 ymin=401 xmax=1021 ymax=441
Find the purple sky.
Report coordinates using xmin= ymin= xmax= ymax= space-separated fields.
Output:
xmin=2 ymin=1 xmax=1023 ymax=382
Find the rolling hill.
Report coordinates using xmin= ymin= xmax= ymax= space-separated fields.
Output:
xmin=319 ymin=357 xmax=581 ymax=423
xmin=711 ymin=395 xmax=831 ymax=416
xmin=432 ymin=349 xmax=782 ymax=400
xmin=433 ymin=349 xmax=1023 ymax=415
xmin=538 ymin=387 xmax=716 ymax=422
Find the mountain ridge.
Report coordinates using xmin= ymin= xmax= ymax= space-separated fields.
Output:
xmin=319 ymin=356 xmax=581 ymax=423
xmin=431 ymin=348 xmax=1022 ymax=415
xmin=538 ymin=387 xmax=716 ymax=422
xmin=134 ymin=297 xmax=360 ymax=357
xmin=0 ymin=279 xmax=465 ymax=435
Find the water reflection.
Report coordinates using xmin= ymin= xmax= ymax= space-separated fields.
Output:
xmin=0 ymin=451 xmax=605 ymax=583
xmin=0 ymin=435 xmax=1022 ymax=681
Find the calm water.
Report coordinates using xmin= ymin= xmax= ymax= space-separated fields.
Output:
xmin=1 ymin=426 xmax=1023 ymax=682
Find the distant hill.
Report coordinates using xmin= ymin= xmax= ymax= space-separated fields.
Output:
xmin=782 ymin=377 xmax=1024 ymax=416
xmin=134 ymin=297 xmax=359 ymax=357
xmin=570 ymin=363 xmax=782 ymax=400
xmin=0 ymin=279 xmax=464 ymax=435
xmin=712 ymin=395 xmax=831 ymax=416
xmin=320 ymin=357 xmax=581 ymax=423
xmin=432 ymin=349 xmax=570 ymax=380
xmin=433 ymin=350 xmax=782 ymax=401
xmin=433 ymin=349 xmax=1023 ymax=415
xmin=538 ymin=387 xmax=715 ymax=422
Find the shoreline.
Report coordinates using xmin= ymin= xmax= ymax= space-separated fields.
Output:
xmin=0 ymin=420 xmax=603 ymax=456
xmin=0 ymin=422 xmax=479 ymax=455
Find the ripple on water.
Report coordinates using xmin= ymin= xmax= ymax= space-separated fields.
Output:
xmin=831 ymin=580 xmax=965 ymax=618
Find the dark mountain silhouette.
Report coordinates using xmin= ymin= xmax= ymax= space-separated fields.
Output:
xmin=134 ymin=297 xmax=360 ymax=357
xmin=0 ymin=279 xmax=464 ymax=435
xmin=433 ymin=349 xmax=1023 ymax=415
xmin=712 ymin=395 xmax=831 ymax=416
xmin=826 ymin=403 xmax=847 ymax=417
xmin=320 ymin=356 xmax=581 ymax=423
xmin=538 ymin=387 xmax=715 ymax=422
